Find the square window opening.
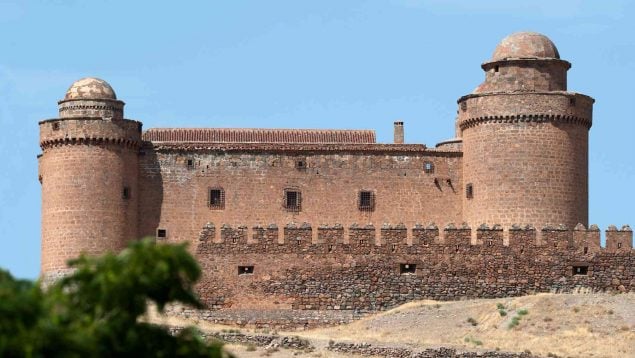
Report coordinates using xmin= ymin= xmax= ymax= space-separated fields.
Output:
xmin=573 ymin=266 xmax=588 ymax=276
xmin=209 ymin=188 xmax=225 ymax=209
xmin=423 ymin=161 xmax=435 ymax=174
xmin=284 ymin=190 xmax=301 ymax=212
xmin=295 ymin=159 xmax=307 ymax=170
xmin=186 ymin=158 xmax=194 ymax=168
xmin=400 ymin=263 xmax=416 ymax=275
xmin=122 ymin=186 xmax=130 ymax=200
xmin=238 ymin=266 xmax=254 ymax=275
xmin=157 ymin=229 xmax=167 ymax=239
xmin=358 ymin=191 xmax=375 ymax=212
xmin=52 ymin=122 xmax=60 ymax=131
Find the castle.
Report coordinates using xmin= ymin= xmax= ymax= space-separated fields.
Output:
xmin=39 ymin=32 xmax=633 ymax=326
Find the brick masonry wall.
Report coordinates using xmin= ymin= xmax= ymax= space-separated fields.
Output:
xmin=39 ymin=118 xmax=141 ymax=274
xmin=476 ymin=60 xmax=569 ymax=93
xmin=192 ymin=224 xmax=633 ymax=317
xmin=138 ymin=148 xmax=463 ymax=246
xmin=458 ymin=93 xmax=592 ymax=229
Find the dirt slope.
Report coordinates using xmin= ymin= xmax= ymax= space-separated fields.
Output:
xmin=153 ymin=293 xmax=635 ymax=358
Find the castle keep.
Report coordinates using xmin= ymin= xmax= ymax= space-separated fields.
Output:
xmin=38 ymin=32 xmax=633 ymax=325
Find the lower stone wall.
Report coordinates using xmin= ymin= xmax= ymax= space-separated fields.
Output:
xmin=189 ymin=223 xmax=634 ymax=327
xmin=327 ymin=342 xmax=540 ymax=358
xmin=166 ymin=307 xmax=359 ymax=329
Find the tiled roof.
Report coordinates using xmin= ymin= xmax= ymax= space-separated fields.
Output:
xmin=143 ymin=128 xmax=376 ymax=144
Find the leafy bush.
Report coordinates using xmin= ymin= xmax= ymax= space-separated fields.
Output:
xmin=0 ymin=238 xmax=230 ymax=357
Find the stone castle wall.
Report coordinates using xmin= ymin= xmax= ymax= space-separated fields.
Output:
xmin=192 ymin=223 xmax=633 ymax=313
xmin=137 ymin=146 xmax=463 ymax=245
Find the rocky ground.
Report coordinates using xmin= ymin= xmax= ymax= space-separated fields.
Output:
xmin=150 ymin=293 xmax=635 ymax=358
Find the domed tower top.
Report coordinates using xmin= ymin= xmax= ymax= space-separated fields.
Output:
xmin=64 ymin=77 xmax=117 ymax=100
xmin=490 ymin=32 xmax=560 ymax=61
xmin=58 ymin=77 xmax=124 ymax=119
xmin=474 ymin=32 xmax=570 ymax=94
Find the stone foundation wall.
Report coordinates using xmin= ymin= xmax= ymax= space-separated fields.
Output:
xmin=193 ymin=223 xmax=633 ymax=317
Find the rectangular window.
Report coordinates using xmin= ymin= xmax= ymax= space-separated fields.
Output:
xmin=208 ymin=188 xmax=225 ymax=210
xmin=284 ymin=189 xmax=301 ymax=212
xmin=157 ymin=229 xmax=167 ymax=239
xmin=400 ymin=263 xmax=416 ymax=275
xmin=423 ymin=161 xmax=435 ymax=174
xmin=122 ymin=186 xmax=130 ymax=200
xmin=186 ymin=158 xmax=194 ymax=169
xmin=358 ymin=190 xmax=375 ymax=212
xmin=572 ymin=266 xmax=588 ymax=276
xmin=466 ymin=183 xmax=473 ymax=199
xmin=238 ymin=266 xmax=254 ymax=275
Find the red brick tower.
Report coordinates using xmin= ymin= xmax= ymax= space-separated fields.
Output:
xmin=38 ymin=78 xmax=141 ymax=279
xmin=458 ymin=32 xmax=594 ymax=229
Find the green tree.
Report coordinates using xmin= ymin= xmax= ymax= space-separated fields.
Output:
xmin=0 ymin=239 xmax=231 ymax=357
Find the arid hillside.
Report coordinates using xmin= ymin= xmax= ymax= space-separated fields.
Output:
xmin=152 ymin=293 xmax=635 ymax=358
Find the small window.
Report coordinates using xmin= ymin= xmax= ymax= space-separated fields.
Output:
xmin=569 ymin=97 xmax=576 ymax=106
xmin=460 ymin=101 xmax=467 ymax=111
xmin=573 ymin=266 xmax=588 ymax=276
xmin=617 ymin=242 xmax=622 ymax=249
xmin=238 ymin=266 xmax=254 ymax=275
xmin=157 ymin=229 xmax=167 ymax=239
xmin=494 ymin=65 xmax=499 ymax=73
xmin=466 ymin=183 xmax=473 ymax=199
xmin=186 ymin=158 xmax=194 ymax=168
xmin=52 ymin=122 xmax=60 ymax=131
xmin=284 ymin=189 xmax=301 ymax=212
xmin=295 ymin=159 xmax=307 ymax=170
xmin=583 ymin=247 xmax=588 ymax=254
xmin=358 ymin=191 xmax=375 ymax=212
xmin=122 ymin=186 xmax=131 ymax=200
xmin=423 ymin=161 xmax=435 ymax=174
xmin=400 ymin=264 xmax=416 ymax=275
xmin=209 ymin=187 xmax=225 ymax=210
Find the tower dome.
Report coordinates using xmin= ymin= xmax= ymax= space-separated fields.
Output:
xmin=64 ymin=77 xmax=117 ymax=100
xmin=491 ymin=32 xmax=560 ymax=61
xmin=58 ymin=77 xmax=124 ymax=119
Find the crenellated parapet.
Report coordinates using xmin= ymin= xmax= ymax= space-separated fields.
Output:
xmin=195 ymin=222 xmax=634 ymax=255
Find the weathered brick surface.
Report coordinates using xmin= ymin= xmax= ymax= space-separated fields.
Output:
xmin=193 ymin=225 xmax=633 ymax=316
xmin=137 ymin=149 xmax=463 ymax=246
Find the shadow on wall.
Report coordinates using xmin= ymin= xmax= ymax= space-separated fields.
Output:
xmin=138 ymin=142 xmax=163 ymax=239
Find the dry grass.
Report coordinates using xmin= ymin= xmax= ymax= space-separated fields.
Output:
xmin=299 ymin=293 xmax=635 ymax=358
xmin=149 ymin=293 xmax=635 ymax=358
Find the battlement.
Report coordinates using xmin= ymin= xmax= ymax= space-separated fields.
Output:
xmin=196 ymin=222 xmax=633 ymax=254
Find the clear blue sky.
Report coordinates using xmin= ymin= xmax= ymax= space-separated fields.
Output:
xmin=1 ymin=1 xmax=633 ymax=279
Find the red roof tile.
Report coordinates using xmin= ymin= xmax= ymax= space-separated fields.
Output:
xmin=142 ymin=128 xmax=376 ymax=144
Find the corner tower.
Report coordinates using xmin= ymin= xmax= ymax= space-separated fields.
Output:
xmin=38 ymin=78 xmax=142 ymax=279
xmin=458 ymin=32 xmax=594 ymax=229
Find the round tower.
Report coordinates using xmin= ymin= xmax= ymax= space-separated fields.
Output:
xmin=38 ymin=78 xmax=142 ymax=280
xmin=458 ymin=32 xmax=594 ymax=229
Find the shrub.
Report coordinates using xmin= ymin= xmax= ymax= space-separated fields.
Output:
xmin=498 ymin=309 xmax=507 ymax=317
xmin=517 ymin=309 xmax=529 ymax=316
xmin=496 ymin=303 xmax=505 ymax=310
xmin=467 ymin=317 xmax=478 ymax=326
xmin=0 ymin=239 xmax=231 ymax=357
